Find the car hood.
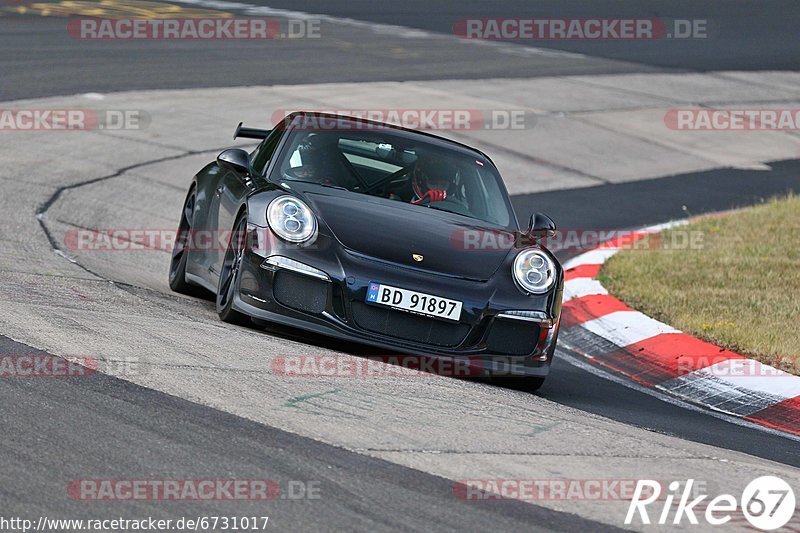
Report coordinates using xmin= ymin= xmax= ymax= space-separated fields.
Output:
xmin=303 ymin=188 xmax=514 ymax=281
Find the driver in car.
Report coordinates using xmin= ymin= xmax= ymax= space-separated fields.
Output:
xmin=411 ymin=155 xmax=458 ymax=205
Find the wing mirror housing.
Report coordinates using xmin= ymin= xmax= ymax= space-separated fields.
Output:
xmin=527 ymin=212 xmax=557 ymax=238
xmin=217 ymin=148 xmax=251 ymax=176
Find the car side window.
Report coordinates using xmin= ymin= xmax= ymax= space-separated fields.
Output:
xmin=251 ymin=128 xmax=284 ymax=176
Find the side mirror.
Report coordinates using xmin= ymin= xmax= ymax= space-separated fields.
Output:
xmin=527 ymin=212 xmax=557 ymax=238
xmin=217 ymin=148 xmax=251 ymax=175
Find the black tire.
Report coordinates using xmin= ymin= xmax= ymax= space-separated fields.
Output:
xmin=169 ymin=187 xmax=198 ymax=294
xmin=216 ymin=212 xmax=251 ymax=326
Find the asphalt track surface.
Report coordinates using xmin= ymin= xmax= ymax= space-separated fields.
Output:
xmin=219 ymin=0 xmax=800 ymax=71
xmin=2 ymin=1 xmax=800 ymax=531
xmin=2 ymin=154 xmax=798 ymax=530
xmin=0 ymin=334 xmax=626 ymax=532
xmin=0 ymin=13 xmax=651 ymax=101
xmin=3 ymin=0 xmax=800 ymax=100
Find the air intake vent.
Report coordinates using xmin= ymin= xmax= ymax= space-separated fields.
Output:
xmin=351 ymin=301 xmax=469 ymax=347
xmin=273 ymin=271 xmax=328 ymax=314
xmin=486 ymin=319 xmax=540 ymax=356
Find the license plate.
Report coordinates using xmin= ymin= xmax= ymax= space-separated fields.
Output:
xmin=365 ymin=282 xmax=463 ymax=322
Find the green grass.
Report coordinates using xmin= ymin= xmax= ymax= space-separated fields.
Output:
xmin=601 ymin=195 xmax=800 ymax=374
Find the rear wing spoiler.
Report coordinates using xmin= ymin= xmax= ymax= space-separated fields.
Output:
xmin=234 ymin=122 xmax=270 ymax=140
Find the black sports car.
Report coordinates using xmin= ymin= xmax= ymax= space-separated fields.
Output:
xmin=169 ymin=112 xmax=563 ymax=389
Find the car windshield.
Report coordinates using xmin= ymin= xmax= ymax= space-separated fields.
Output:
xmin=271 ymin=127 xmax=514 ymax=227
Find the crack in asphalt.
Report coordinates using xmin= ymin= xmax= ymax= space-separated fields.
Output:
xmin=35 ymin=140 xmax=260 ymax=276
xmin=36 ymin=150 xmax=201 ymax=265
xmin=21 ymin=146 xmax=288 ymax=372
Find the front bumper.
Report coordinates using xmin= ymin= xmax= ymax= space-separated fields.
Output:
xmin=235 ymin=226 xmax=562 ymax=377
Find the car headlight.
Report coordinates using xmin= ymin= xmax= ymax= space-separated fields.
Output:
xmin=267 ymin=195 xmax=317 ymax=243
xmin=513 ymin=249 xmax=555 ymax=294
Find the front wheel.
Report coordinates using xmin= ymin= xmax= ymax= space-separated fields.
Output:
xmin=216 ymin=212 xmax=251 ymax=326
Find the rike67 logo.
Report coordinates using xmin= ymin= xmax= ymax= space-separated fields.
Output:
xmin=626 ymin=477 xmax=795 ymax=530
